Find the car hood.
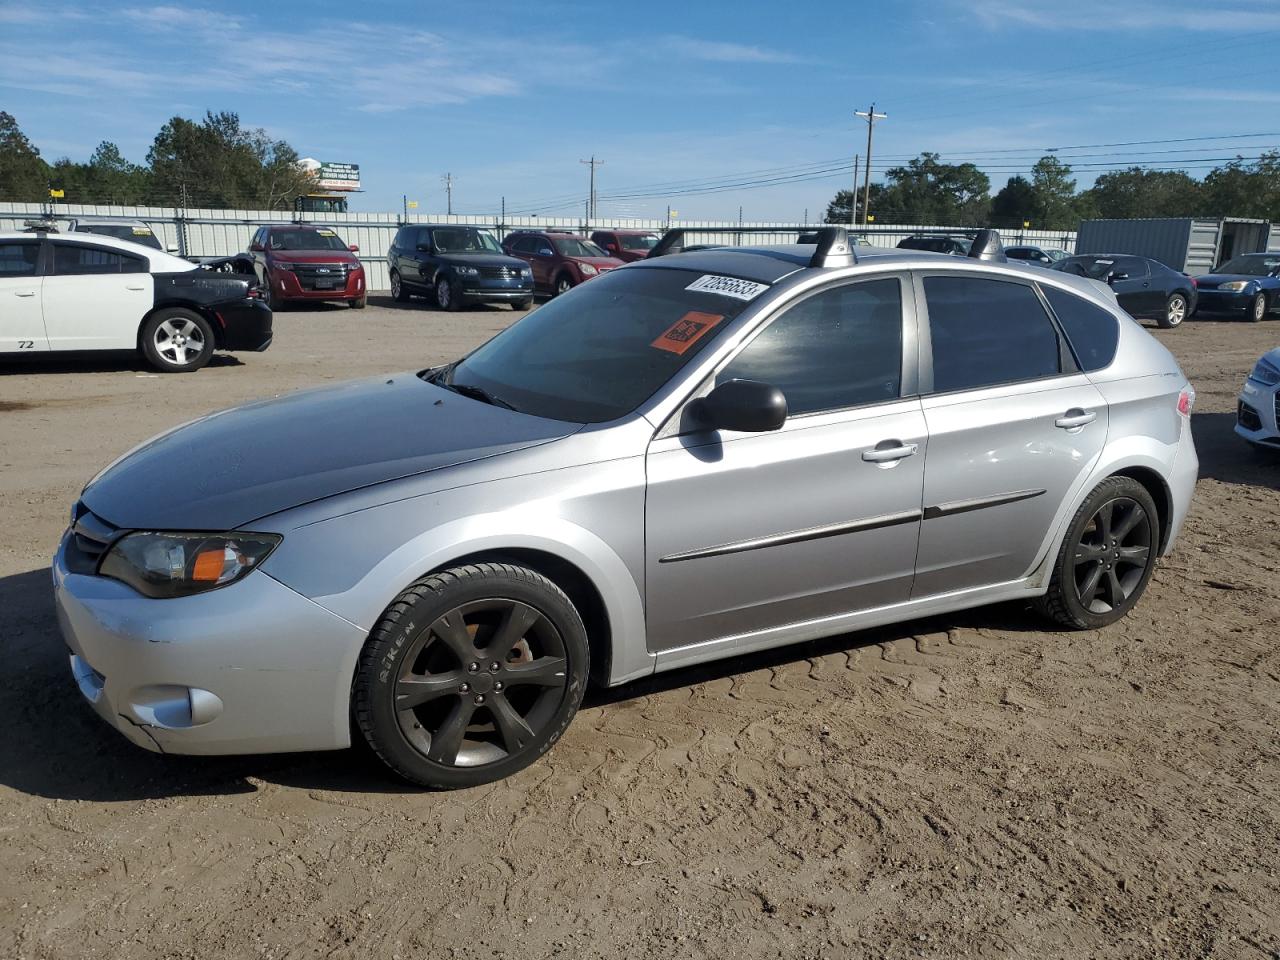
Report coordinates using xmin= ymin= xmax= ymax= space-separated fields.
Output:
xmin=575 ymin=256 xmax=627 ymax=269
xmin=1196 ymin=273 xmax=1262 ymax=287
xmin=269 ymin=251 xmax=360 ymax=264
xmin=81 ymin=374 xmax=578 ymax=531
xmin=437 ymin=252 xmax=528 ymax=270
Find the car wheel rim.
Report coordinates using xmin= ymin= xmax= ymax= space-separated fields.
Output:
xmin=394 ymin=598 xmax=568 ymax=767
xmin=1168 ymin=297 xmax=1185 ymax=324
xmin=437 ymin=279 xmax=451 ymax=307
xmin=1255 ymin=296 xmax=1266 ymax=321
xmin=557 ymin=279 xmax=570 ymax=295
xmin=1072 ymin=497 xmax=1152 ymax=614
xmin=153 ymin=318 xmax=205 ymax=366
xmin=391 ymin=274 xmax=400 ymax=298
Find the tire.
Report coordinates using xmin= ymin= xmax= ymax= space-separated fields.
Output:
xmin=261 ymin=280 xmax=278 ymax=313
xmin=390 ymin=270 xmax=409 ymax=303
xmin=1248 ymin=292 xmax=1268 ymax=323
xmin=139 ymin=308 xmax=215 ymax=373
xmin=1034 ymin=476 xmax=1160 ymax=630
xmin=1158 ymin=292 xmax=1187 ymax=329
xmin=435 ymin=274 xmax=462 ymax=311
xmin=554 ymin=273 xmax=574 ymax=297
xmin=354 ymin=562 xmax=589 ymax=789
xmin=511 ymin=298 xmax=532 ymax=312
xmin=350 ymin=292 xmax=367 ymax=310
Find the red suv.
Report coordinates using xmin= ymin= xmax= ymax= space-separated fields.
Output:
xmin=248 ymin=224 xmax=367 ymax=310
xmin=589 ymin=229 xmax=659 ymax=263
xmin=502 ymin=230 xmax=625 ymax=297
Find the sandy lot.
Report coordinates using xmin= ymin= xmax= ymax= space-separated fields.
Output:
xmin=1 ymin=296 xmax=1277 ymax=960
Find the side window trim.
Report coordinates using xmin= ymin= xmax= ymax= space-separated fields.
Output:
xmin=915 ymin=270 xmax=1077 ymax=398
xmin=700 ymin=272 xmax=917 ymax=425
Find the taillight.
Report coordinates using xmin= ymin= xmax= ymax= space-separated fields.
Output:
xmin=1177 ymin=384 xmax=1195 ymax=417
xmin=1190 ymin=277 xmax=1197 ymax=288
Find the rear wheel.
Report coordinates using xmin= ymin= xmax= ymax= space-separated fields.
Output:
xmin=1035 ymin=476 xmax=1159 ymax=629
xmin=390 ymin=270 xmax=409 ymax=303
xmin=1158 ymin=292 xmax=1187 ymax=329
xmin=139 ymin=308 xmax=215 ymax=373
xmin=1249 ymin=292 xmax=1269 ymax=322
xmin=354 ymin=563 xmax=589 ymax=789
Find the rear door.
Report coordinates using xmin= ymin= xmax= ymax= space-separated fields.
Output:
xmin=1109 ymin=256 xmax=1157 ymax=318
xmin=912 ymin=273 xmax=1107 ymax=597
xmin=0 ymin=238 xmax=48 ymax=353
xmin=41 ymin=241 xmax=152 ymax=351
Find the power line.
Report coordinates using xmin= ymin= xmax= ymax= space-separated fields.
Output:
xmin=579 ymin=156 xmax=604 ymax=219
xmin=855 ymin=103 xmax=887 ymax=226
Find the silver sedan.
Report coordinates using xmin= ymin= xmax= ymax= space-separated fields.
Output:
xmin=54 ymin=228 xmax=1199 ymax=788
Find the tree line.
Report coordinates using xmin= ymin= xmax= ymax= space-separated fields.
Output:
xmin=827 ymin=150 xmax=1280 ymax=229
xmin=0 ymin=110 xmax=314 ymax=209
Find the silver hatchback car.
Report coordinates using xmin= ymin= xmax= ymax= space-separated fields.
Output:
xmin=53 ymin=228 xmax=1199 ymax=788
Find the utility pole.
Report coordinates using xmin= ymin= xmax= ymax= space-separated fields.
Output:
xmin=579 ymin=156 xmax=603 ymax=219
xmin=855 ymin=104 xmax=886 ymax=226
xmin=441 ymin=173 xmax=454 ymax=216
xmin=851 ymin=153 xmax=860 ymax=226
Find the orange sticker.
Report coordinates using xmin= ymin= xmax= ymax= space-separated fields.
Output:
xmin=650 ymin=311 xmax=725 ymax=356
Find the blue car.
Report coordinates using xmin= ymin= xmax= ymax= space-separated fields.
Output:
xmin=1194 ymin=253 xmax=1280 ymax=322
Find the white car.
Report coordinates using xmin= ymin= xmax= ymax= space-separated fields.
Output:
xmin=1237 ymin=347 xmax=1280 ymax=451
xmin=0 ymin=230 xmax=272 ymax=372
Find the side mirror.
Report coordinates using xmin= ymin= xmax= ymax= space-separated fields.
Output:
xmin=166 ymin=244 xmax=179 ymax=253
xmin=606 ymin=242 xmax=618 ymax=252
xmin=538 ymin=247 xmax=554 ymax=256
xmin=688 ymin=379 xmax=787 ymax=433
xmin=348 ymin=243 xmax=359 ymax=253
xmin=249 ymin=242 xmax=264 ymax=252
xmin=1107 ymin=271 xmax=1129 ymax=284
xmin=416 ymin=242 xmax=434 ymax=253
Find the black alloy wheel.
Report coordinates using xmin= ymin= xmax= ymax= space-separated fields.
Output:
xmin=355 ymin=563 xmax=588 ymax=788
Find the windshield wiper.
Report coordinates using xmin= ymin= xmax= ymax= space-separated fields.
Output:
xmin=447 ymin=382 xmax=519 ymax=411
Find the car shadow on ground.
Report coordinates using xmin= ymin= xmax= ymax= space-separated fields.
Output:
xmin=1191 ymin=411 xmax=1279 ymax=490
xmin=363 ymin=294 xmax=538 ymax=313
xmin=0 ymin=352 xmax=243 ymax=376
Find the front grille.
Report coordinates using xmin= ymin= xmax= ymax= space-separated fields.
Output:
xmin=292 ymin=263 xmax=350 ymax=290
xmin=1238 ymin=401 xmax=1262 ymax=432
xmin=65 ymin=504 xmax=118 ymax=575
xmin=478 ymin=265 xmax=524 ymax=279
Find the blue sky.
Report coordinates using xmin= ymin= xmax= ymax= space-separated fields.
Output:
xmin=2 ymin=0 xmax=1279 ymax=219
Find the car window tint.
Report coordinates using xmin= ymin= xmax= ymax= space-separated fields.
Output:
xmin=1116 ymin=256 xmax=1149 ymax=278
xmin=925 ymin=276 xmax=1060 ymax=392
xmin=1041 ymin=285 xmax=1119 ymax=372
xmin=718 ymin=278 xmax=903 ymax=416
xmin=52 ymin=244 xmax=145 ymax=276
xmin=0 ymin=242 xmax=40 ymax=277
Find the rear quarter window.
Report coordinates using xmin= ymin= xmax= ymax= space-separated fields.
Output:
xmin=1041 ymin=285 xmax=1119 ymax=372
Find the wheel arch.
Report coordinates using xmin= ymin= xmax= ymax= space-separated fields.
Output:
xmin=1108 ymin=465 xmax=1173 ymax=553
xmin=138 ymin=301 xmax=224 ymax=349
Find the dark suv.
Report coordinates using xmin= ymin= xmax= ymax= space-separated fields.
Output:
xmin=503 ymin=230 xmax=625 ymax=297
xmin=896 ymin=235 xmax=971 ymax=256
xmin=388 ymin=225 xmax=533 ymax=311
xmin=248 ymin=224 xmax=367 ymax=310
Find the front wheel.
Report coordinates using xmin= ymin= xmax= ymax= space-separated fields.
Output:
xmin=1249 ymin=292 xmax=1268 ymax=323
xmin=350 ymin=292 xmax=367 ymax=310
xmin=354 ymin=563 xmax=589 ymax=789
xmin=435 ymin=275 xmax=462 ymax=311
xmin=390 ymin=270 xmax=409 ymax=303
xmin=511 ymin=298 xmax=532 ymax=312
xmin=554 ymin=274 xmax=574 ymax=297
xmin=1034 ymin=476 xmax=1159 ymax=630
xmin=139 ymin=308 xmax=215 ymax=373
xmin=1158 ymin=292 xmax=1187 ymax=329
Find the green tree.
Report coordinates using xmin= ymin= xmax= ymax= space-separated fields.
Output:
xmin=1082 ymin=167 xmax=1202 ymax=219
xmin=823 ymin=185 xmax=887 ymax=224
xmin=0 ymin=111 xmax=49 ymax=200
xmin=874 ymin=153 xmax=991 ymax=224
xmin=84 ymin=141 xmax=150 ymax=203
xmin=1201 ymin=151 xmax=1280 ymax=221
xmin=1029 ymin=155 xmax=1078 ymax=229
xmin=990 ymin=175 xmax=1035 ymax=228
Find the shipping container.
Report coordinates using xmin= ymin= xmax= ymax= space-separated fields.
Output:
xmin=1076 ymin=217 xmax=1273 ymax=275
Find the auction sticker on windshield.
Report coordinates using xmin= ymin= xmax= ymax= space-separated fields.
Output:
xmin=685 ymin=275 xmax=769 ymax=301
xmin=651 ymin=311 xmax=725 ymax=355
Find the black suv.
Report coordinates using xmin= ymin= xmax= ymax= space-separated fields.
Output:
xmin=896 ymin=234 xmax=971 ymax=256
xmin=387 ymin=224 xmax=534 ymax=311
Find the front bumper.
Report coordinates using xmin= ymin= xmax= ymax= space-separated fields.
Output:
xmin=459 ymin=276 xmax=534 ymax=303
xmin=272 ymin=267 xmax=366 ymax=301
xmin=1195 ymin=289 xmax=1251 ymax=314
xmin=52 ymin=534 xmax=367 ymax=755
xmin=1236 ymin=378 xmax=1280 ymax=447
xmin=214 ymin=299 xmax=273 ymax=352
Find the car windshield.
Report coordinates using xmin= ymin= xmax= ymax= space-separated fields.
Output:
xmin=1054 ymin=257 xmax=1123 ymax=280
xmin=1217 ymin=254 xmax=1280 ymax=276
xmin=554 ymin=237 xmax=608 ymax=258
xmin=431 ymin=227 xmax=503 ymax=254
xmin=268 ymin=229 xmax=348 ymax=251
xmin=1045 ymin=249 xmax=1069 ymax=261
xmin=620 ymin=234 xmax=659 ymax=251
xmin=444 ymin=268 xmax=758 ymax=422
xmin=78 ymin=224 xmax=162 ymax=250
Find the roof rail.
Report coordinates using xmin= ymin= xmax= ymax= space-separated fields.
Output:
xmin=21 ymin=217 xmax=59 ymax=233
xmin=967 ymin=229 xmax=1006 ymax=263
xmin=648 ymin=225 xmax=855 ymax=268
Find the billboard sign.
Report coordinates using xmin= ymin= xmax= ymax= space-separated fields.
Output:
xmin=300 ymin=158 xmax=361 ymax=192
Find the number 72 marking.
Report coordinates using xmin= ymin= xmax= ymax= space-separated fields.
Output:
xmin=17 ymin=340 xmax=33 ymax=350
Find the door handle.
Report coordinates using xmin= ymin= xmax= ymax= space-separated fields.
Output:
xmin=862 ymin=440 xmax=918 ymax=463
xmin=1055 ymin=409 xmax=1097 ymax=429
xmin=126 ymin=284 xmax=146 ymax=291
xmin=14 ymin=290 xmax=36 ymax=297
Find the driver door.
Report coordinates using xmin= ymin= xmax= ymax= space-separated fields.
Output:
xmin=644 ymin=275 xmax=927 ymax=655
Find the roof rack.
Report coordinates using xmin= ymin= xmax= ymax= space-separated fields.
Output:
xmin=21 ymin=217 xmax=59 ymax=234
xmin=649 ymin=226 xmax=855 ymax=268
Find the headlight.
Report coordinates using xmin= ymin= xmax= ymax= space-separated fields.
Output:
xmin=1219 ymin=280 xmax=1252 ymax=292
xmin=99 ymin=531 xmax=281 ymax=599
xmin=1249 ymin=357 xmax=1280 ymax=386
xmin=271 ymin=262 xmax=297 ymax=273
xmin=578 ymin=262 xmax=598 ymax=276
xmin=521 ymin=266 xmax=532 ymax=277
xmin=454 ymin=265 xmax=479 ymax=276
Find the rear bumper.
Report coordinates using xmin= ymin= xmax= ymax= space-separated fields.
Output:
xmin=215 ymin=299 xmax=273 ymax=352
xmin=1164 ymin=415 xmax=1200 ymax=555
xmin=52 ymin=534 xmax=366 ymax=755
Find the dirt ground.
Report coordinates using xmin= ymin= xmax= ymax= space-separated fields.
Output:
xmin=1 ymin=296 xmax=1277 ymax=960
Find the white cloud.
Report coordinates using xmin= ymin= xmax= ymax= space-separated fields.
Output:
xmin=662 ymin=36 xmax=800 ymax=64
xmin=968 ymin=0 xmax=1280 ymax=32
